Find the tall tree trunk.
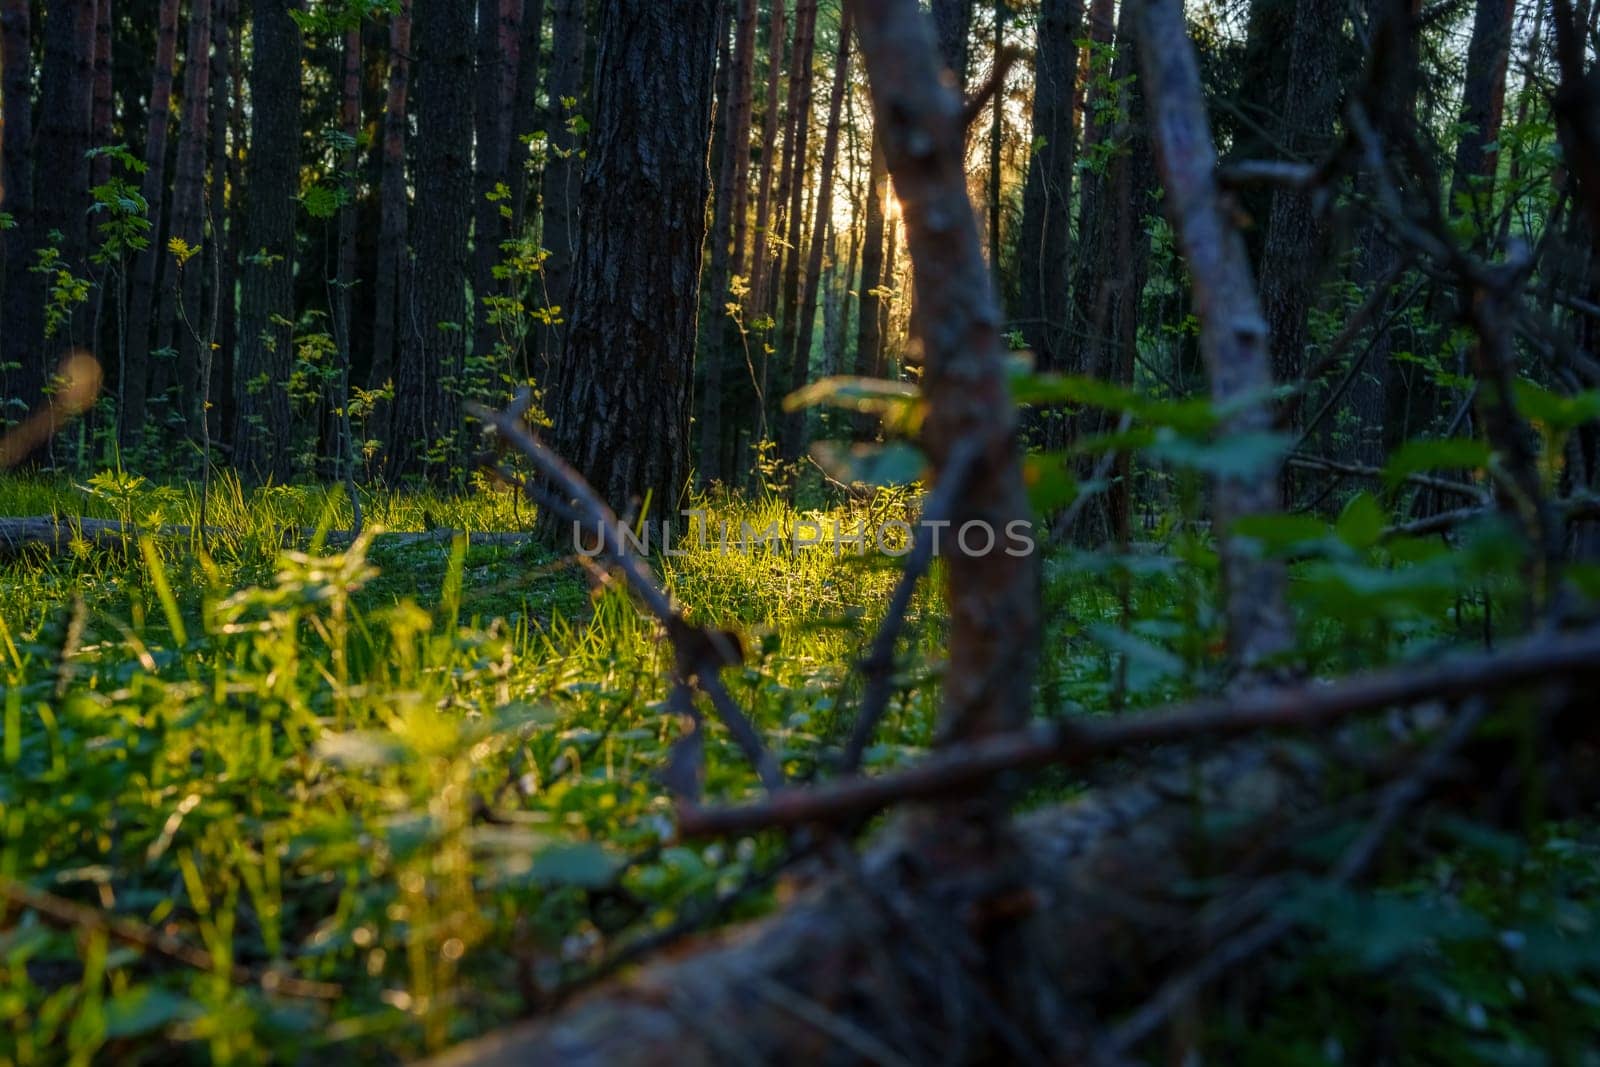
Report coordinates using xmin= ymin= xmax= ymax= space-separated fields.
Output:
xmin=782 ymin=2 xmax=852 ymax=459
xmin=1258 ymin=0 xmax=1343 ymax=392
xmin=154 ymin=0 xmax=213 ymax=439
xmin=700 ymin=0 xmax=760 ymax=484
xmin=534 ymin=0 xmax=586 ymax=376
xmin=774 ymin=0 xmax=818 ymax=432
xmin=1140 ymin=0 xmax=1293 ymax=671
xmin=32 ymin=0 xmax=96 ymax=399
xmin=231 ymin=0 xmax=302 ymax=483
xmin=205 ymin=0 xmax=236 ymax=447
xmin=986 ymin=0 xmax=1005 ymax=267
xmin=856 ymin=138 xmax=888 ymax=378
xmin=122 ymin=0 xmax=181 ymax=447
xmin=507 ymin=0 xmax=545 ymax=240
xmin=370 ymin=0 xmax=412 ymax=403
xmin=548 ymin=0 xmax=721 ymax=515
xmin=748 ymin=0 xmax=786 ymax=323
xmin=0 ymin=0 xmax=38 ymax=414
xmin=89 ymin=0 xmax=113 ymax=193
xmin=472 ymin=0 xmax=522 ymax=364
xmin=930 ymin=0 xmax=974 ymax=89
xmin=332 ymin=24 xmax=361 ymax=490
xmin=1015 ymin=0 xmax=1081 ymax=378
xmin=390 ymin=0 xmax=475 ymax=479
xmin=1449 ymin=0 xmax=1517 ymax=237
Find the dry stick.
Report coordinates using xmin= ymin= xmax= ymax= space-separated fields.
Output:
xmin=1286 ymin=454 xmax=1488 ymax=503
xmin=1104 ymin=694 xmax=1494 ymax=1057
xmin=841 ymin=437 xmax=982 ymax=772
xmin=470 ymin=399 xmax=783 ymax=792
xmin=0 ymin=878 xmax=342 ymax=1000
xmin=676 ymin=624 xmax=1600 ymax=837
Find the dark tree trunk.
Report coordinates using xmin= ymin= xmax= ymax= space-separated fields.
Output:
xmin=774 ymin=0 xmax=818 ymax=431
xmin=930 ymin=0 xmax=974 ymax=89
xmin=748 ymin=0 xmax=785 ymax=322
xmin=1449 ymin=0 xmax=1516 ymax=236
xmin=855 ymin=138 xmax=888 ymax=378
xmin=390 ymin=0 xmax=475 ymax=479
xmin=1015 ymin=0 xmax=1080 ymax=377
xmin=986 ymin=0 xmax=1005 ymax=267
xmin=548 ymin=0 xmax=721 ymax=516
xmin=699 ymin=0 xmax=760 ymax=484
xmin=231 ymin=0 xmax=302 ymax=483
xmin=332 ymin=24 xmax=361 ymax=487
xmin=534 ymin=0 xmax=586 ymax=376
xmin=370 ymin=0 xmax=412 ymax=401
xmin=472 ymin=0 xmax=521 ymax=363
xmin=1258 ymin=0 xmax=1343 ymax=391
xmin=89 ymin=0 xmax=113 ymax=192
xmin=32 ymin=0 xmax=96 ymax=389
xmin=508 ymin=0 xmax=545 ymax=239
xmin=782 ymin=2 xmax=852 ymax=459
xmin=1 ymin=0 xmax=38 ymax=412
xmin=154 ymin=0 xmax=213 ymax=439
xmin=122 ymin=0 xmax=181 ymax=446
xmin=205 ymin=0 xmax=236 ymax=446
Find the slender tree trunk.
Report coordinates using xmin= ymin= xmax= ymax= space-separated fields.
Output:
xmin=33 ymin=1 xmax=97 ymax=388
xmin=89 ymin=0 xmax=113 ymax=192
xmin=205 ymin=0 xmax=235 ymax=447
xmin=1015 ymin=0 xmax=1081 ymax=378
xmin=1139 ymin=0 xmax=1293 ymax=671
xmin=370 ymin=0 xmax=412 ymax=403
xmin=0 ymin=0 xmax=38 ymax=414
xmin=154 ymin=0 xmax=213 ymax=438
xmin=986 ymin=0 xmax=1005 ymax=267
xmin=331 ymin=23 xmax=361 ymax=492
xmin=231 ymin=0 xmax=302 ymax=483
xmin=472 ymin=0 xmax=522 ymax=363
xmin=122 ymin=0 xmax=181 ymax=447
xmin=548 ymin=0 xmax=722 ymax=515
xmin=782 ymin=2 xmax=852 ymax=459
xmin=1449 ymin=0 xmax=1517 ymax=237
xmin=700 ymin=0 xmax=760 ymax=484
xmin=774 ymin=0 xmax=818 ymax=433
xmin=748 ymin=0 xmax=786 ymax=323
xmin=930 ymin=0 xmax=974 ymax=89
xmin=856 ymin=139 xmax=888 ymax=378
xmin=508 ymin=0 xmax=545 ymax=240
xmin=390 ymin=0 xmax=475 ymax=479
xmin=534 ymin=0 xmax=586 ymax=376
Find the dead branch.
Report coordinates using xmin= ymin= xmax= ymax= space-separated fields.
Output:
xmin=677 ymin=625 xmax=1600 ymax=838
xmin=470 ymin=399 xmax=783 ymax=792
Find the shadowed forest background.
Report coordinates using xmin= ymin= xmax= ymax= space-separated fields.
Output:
xmin=5 ymin=0 xmax=1600 ymax=1062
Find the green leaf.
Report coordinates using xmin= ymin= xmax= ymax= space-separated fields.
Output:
xmin=1086 ymin=623 xmax=1183 ymax=694
xmin=1513 ymin=380 xmax=1600 ymax=433
xmin=809 ymin=441 xmax=926 ymax=487
xmin=1146 ymin=429 xmax=1291 ymax=479
xmin=1231 ymin=512 xmax=1330 ymax=553
xmin=1022 ymin=452 xmax=1079 ymax=512
xmin=104 ymin=988 xmax=197 ymax=1038
xmin=783 ymin=375 xmax=919 ymax=414
xmin=1010 ymin=372 xmax=1216 ymax=432
xmin=1335 ymin=492 xmax=1386 ymax=550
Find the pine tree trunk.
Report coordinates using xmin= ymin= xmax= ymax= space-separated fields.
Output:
xmin=986 ymin=0 xmax=1005 ymax=268
xmin=206 ymin=0 xmax=237 ymax=446
xmin=89 ymin=0 xmax=113 ymax=193
xmin=472 ymin=0 xmax=521 ymax=364
xmin=370 ymin=0 xmax=412 ymax=403
xmin=507 ymin=0 xmax=545 ymax=241
xmin=122 ymin=0 xmax=182 ymax=447
xmin=930 ymin=0 xmax=974 ymax=89
xmin=1449 ymin=0 xmax=1516 ymax=236
xmin=33 ymin=1 xmax=97 ymax=396
xmin=231 ymin=0 xmax=302 ymax=483
xmin=1015 ymin=0 xmax=1080 ymax=378
xmin=0 ymin=0 xmax=38 ymax=414
xmin=534 ymin=0 xmax=586 ymax=376
xmin=390 ymin=0 xmax=475 ymax=479
xmin=548 ymin=0 xmax=722 ymax=515
xmin=856 ymin=139 xmax=887 ymax=378
xmin=154 ymin=0 xmax=213 ymax=440
xmin=781 ymin=2 xmax=852 ymax=459
xmin=748 ymin=0 xmax=786 ymax=326
xmin=1258 ymin=0 xmax=1342 ymax=391
xmin=774 ymin=0 xmax=818 ymax=434
xmin=699 ymin=0 xmax=760 ymax=484
xmin=332 ymin=24 xmax=361 ymax=487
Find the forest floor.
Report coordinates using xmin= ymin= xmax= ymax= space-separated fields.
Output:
xmin=2 ymin=474 xmax=1599 ymax=1062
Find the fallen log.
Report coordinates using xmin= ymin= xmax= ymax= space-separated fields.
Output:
xmin=429 ymin=666 xmax=1597 ymax=1067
